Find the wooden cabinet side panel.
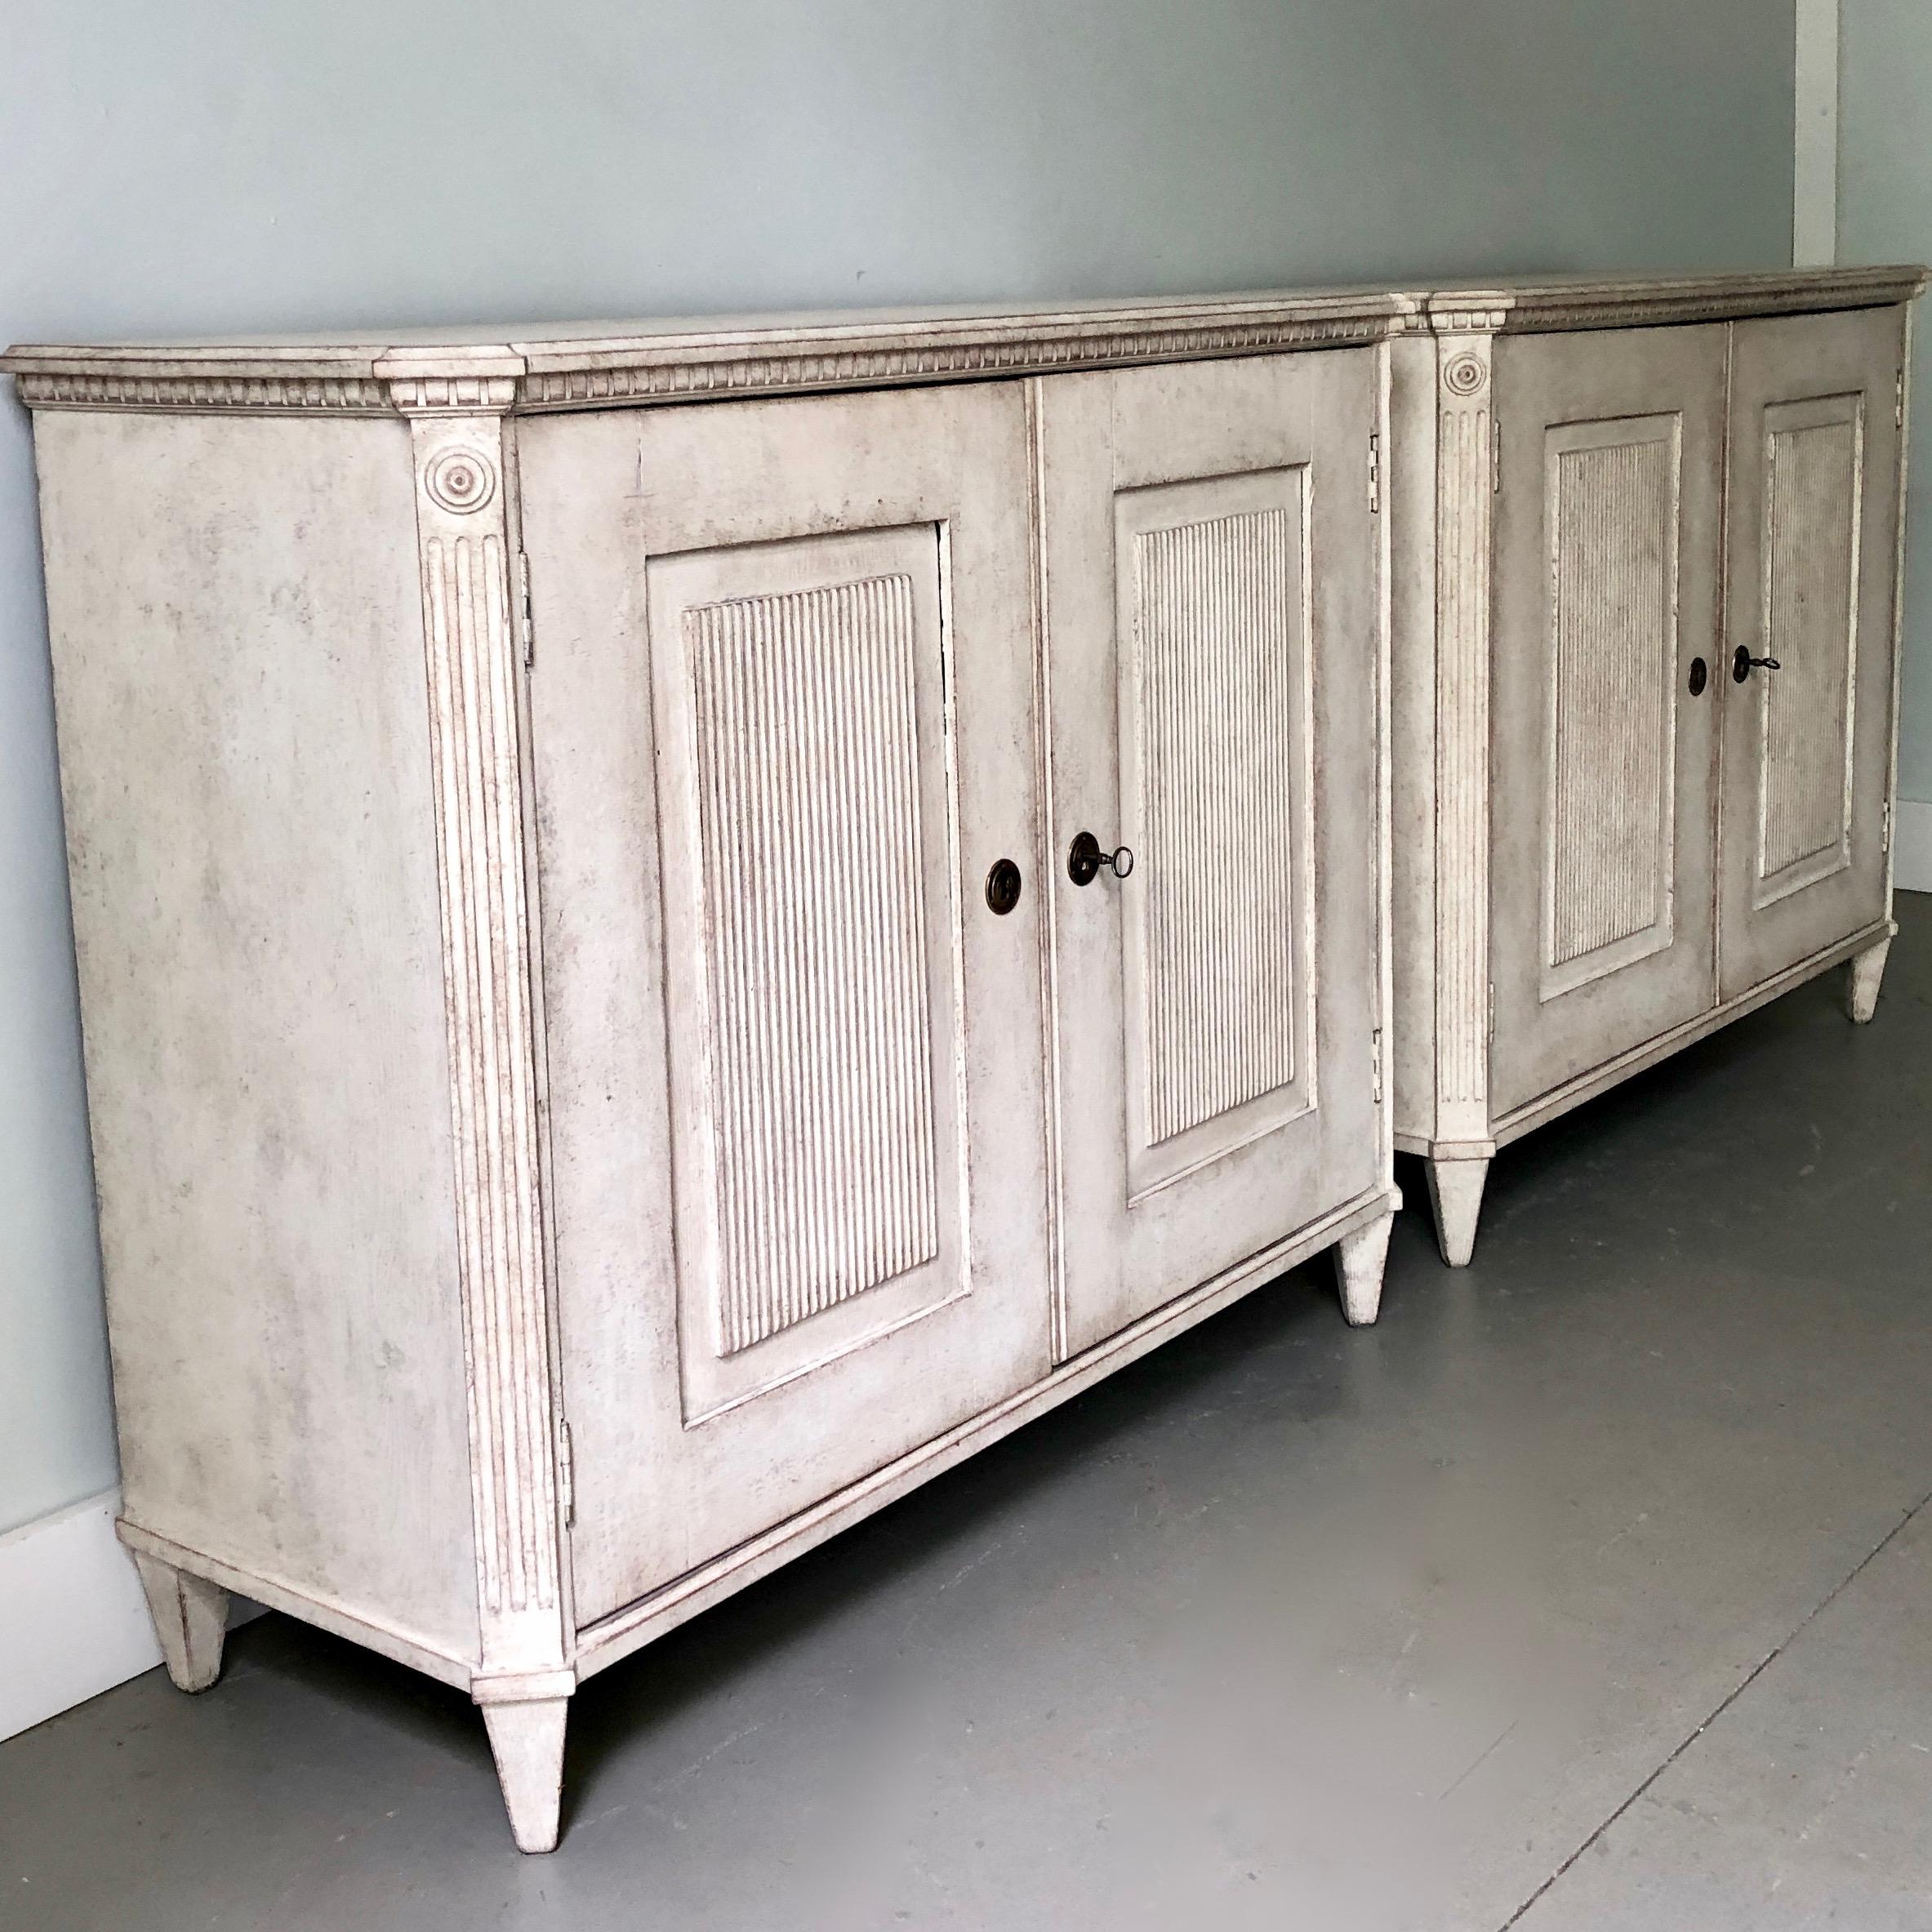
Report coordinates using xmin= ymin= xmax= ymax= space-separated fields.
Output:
xmin=33 ymin=412 xmax=481 ymax=1664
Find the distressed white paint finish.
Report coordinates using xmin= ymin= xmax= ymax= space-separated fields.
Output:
xmin=523 ymin=387 xmax=1054 ymax=1632
xmin=3 ymin=286 xmax=1418 ymax=416
xmin=1424 ymin=1157 xmax=1491 ymax=1271
xmin=1846 ymin=932 xmax=1893 ymax=1022
xmin=1489 ymin=325 xmax=1725 ymax=1126
xmin=131 ymin=1551 xmax=227 ymax=1694
xmin=9 ymin=269 xmax=1921 ymax=416
xmin=1546 ymin=422 xmax=1679 ymax=980
xmin=1333 ymin=1211 xmax=1395 ymax=1326
xmin=1430 ymin=331 xmax=1496 ymax=1149
xmin=6 ymin=268 xmax=1919 ymax=1846
xmin=1036 ymin=351 xmax=1387 ymax=1356
xmin=1720 ymin=307 xmax=1904 ymax=1000
xmin=1488 ymin=917 xmax=1890 ymax=1152
xmin=1760 ymin=403 xmax=1862 ymax=884
xmin=1390 ymin=270 xmax=1922 ymax=1265
xmin=25 ymin=411 xmax=482 ymax=1660
xmin=682 ymin=571 xmax=940 ymax=1356
xmin=642 ymin=523 xmax=973 ymax=1426
xmin=577 ymin=1186 xmax=1401 ymax=1686
xmin=1134 ymin=503 xmax=1301 ymax=1143
xmin=481 ymin=1695 xmax=570 ymax=1854
xmin=1387 ymin=329 xmax=1445 ymax=1144
xmin=400 ymin=393 xmax=572 ymax=1693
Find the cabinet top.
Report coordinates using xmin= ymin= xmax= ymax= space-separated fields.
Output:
xmin=6 ymin=266 xmax=1923 ymax=418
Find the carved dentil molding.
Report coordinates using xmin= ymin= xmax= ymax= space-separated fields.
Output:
xmin=515 ymin=314 xmax=1398 ymax=408
xmin=6 ymin=315 xmax=1406 ymax=416
xmin=12 ymin=371 xmax=395 ymax=414
xmin=386 ymin=375 xmax=522 ymax=418
xmin=8 ymin=269 xmax=1922 ymax=416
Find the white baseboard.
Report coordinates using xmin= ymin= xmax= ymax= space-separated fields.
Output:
xmin=0 ymin=1491 xmax=259 ymax=1743
xmin=1898 ymin=799 xmax=1932 ymax=895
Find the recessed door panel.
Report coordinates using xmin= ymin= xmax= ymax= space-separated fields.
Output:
xmin=1119 ymin=470 xmax=1314 ymax=1197
xmin=1039 ymin=352 xmax=1382 ymax=1360
xmin=647 ymin=529 xmax=961 ymax=1420
xmin=1542 ymin=416 xmax=1680 ymax=997
xmin=1756 ymin=399 xmax=1862 ymax=890
xmin=520 ymin=385 xmax=1050 ymax=1623
xmin=1719 ymin=309 xmax=1903 ymax=999
xmin=1490 ymin=326 xmax=1727 ymax=1120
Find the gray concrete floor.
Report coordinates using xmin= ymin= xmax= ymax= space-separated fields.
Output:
xmin=3 ymin=898 xmax=1929 ymax=1930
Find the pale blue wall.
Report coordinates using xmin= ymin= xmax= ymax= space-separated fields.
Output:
xmin=1841 ymin=0 xmax=1932 ymax=805
xmin=0 ymin=0 xmax=1798 ymax=1535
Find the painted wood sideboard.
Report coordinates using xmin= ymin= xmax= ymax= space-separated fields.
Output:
xmin=1387 ymin=266 xmax=1927 ymax=1264
xmin=3 ymin=286 xmax=1408 ymax=1851
xmin=7 ymin=265 xmax=1921 ymax=1849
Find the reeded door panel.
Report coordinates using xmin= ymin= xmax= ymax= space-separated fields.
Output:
xmin=521 ymin=385 xmax=1051 ymax=1623
xmin=644 ymin=528 xmax=964 ymax=1421
xmin=1718 ymin=308 xmax=1903 ymax=999
xmin=1037 ymin=352 xmax=1382 ymax=1359
xmin=1489 ymin=325 xmax=1728 ymax=1120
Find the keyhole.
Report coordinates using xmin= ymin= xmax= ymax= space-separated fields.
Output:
xmin=985 ymin=858 xmax=1023 ymax=915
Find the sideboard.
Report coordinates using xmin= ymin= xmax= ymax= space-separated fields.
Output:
xmin=7 ymin=264 xmax=1921 ymax=1850
xmin=4 ymin=284 xmax=1408 ymax=1850
xmin=1387 ymin=266 xmax=1926 ymax=1262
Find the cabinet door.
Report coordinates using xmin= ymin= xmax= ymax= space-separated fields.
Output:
xmin=1489 ymin=326 xmax=1728 ymax=1120
xmin=519 ymin=385 xmax=1051 ymax=1623
xmin=1037 ymin=351 xmax=1382 ymax=1360
xmin=1717 ymin=307 xmax=1904 ymax=1000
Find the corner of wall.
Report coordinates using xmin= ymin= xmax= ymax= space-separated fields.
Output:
xmin=1894 ymin=799 xmax=1932 ymax=893
xmin=0 ymin=1492 xmax=260 ymax=1744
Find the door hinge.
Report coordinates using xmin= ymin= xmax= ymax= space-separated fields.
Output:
xmin=1492 ymin=422 xmax=1502 ymax=494
xmin=1367 ymin=431 xmax=1382 ymax=514
xmin=556 ymin=1418 xmax=575 ymax=1526
xmin=1897 ymin=368 xmax=1907 ymax=430
xmin=517 ymin=550 xmax=535 ymax=669
xmin=1371 ymin=1026 xmax=1384 ymax=1104
xmin=1883 ymin=800 xmax=1894 ymax=854
xmin=1487 ymin=979 xmax=1497 ymax=1041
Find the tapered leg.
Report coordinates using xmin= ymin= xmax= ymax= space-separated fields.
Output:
xmin=1333 ymin=1210 xmax=1395 ymax=1326
xmin=131 ymin=1551 xmax=228 ymax=1692
xmin=1846 ymin=933 xmax=1892 ymax=1024
xmin=481 ymin=1696 xmax=570 ymax=1854
xmin=1426 ymin=1155 xmax=1490 ymax=1269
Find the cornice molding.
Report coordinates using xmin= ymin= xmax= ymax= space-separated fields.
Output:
xmin=7 ymin=268 xmax=1925 ymax=417
xmin=1423 ymin=265 xmax=1929 ymax=336
xmin=514 ymin=309 xmax=1400 ymax=408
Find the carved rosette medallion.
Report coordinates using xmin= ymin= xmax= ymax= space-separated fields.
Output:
xmin=424 ymin=444 xmax=499 ymax=515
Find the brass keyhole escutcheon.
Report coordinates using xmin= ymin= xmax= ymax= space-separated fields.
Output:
xmin=985 ymin=857 xmax=1023 ymax=915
